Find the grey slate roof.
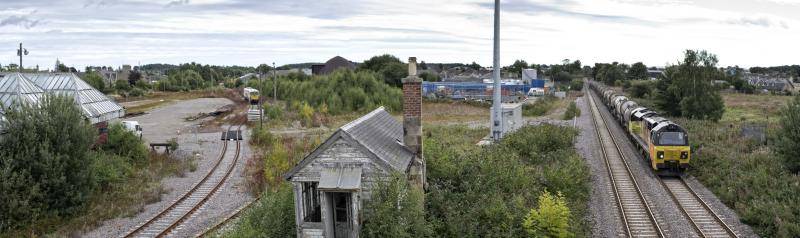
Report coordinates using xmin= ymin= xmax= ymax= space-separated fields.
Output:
xmin=340 ymin=107 xmax=414 ymax=171
xmin=23 ymin=73 xmax=124 ymax=124
xmin=284 ymin=107 xmax=415 ymax=180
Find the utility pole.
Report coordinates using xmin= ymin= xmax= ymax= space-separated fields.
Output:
xmin=16 ymin=43 xmax=28 ymax=73
xmin=259 ymin=67 xmax=264 ymax=127
xmin=491 ymin=0 xmax=503 ymax=141
xmin=272 ymin=62 xmax=277 ymax=103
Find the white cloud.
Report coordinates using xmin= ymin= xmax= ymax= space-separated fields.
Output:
xmin=0 ymin=0 xmax=798 ymax=69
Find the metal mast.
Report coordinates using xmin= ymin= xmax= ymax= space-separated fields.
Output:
xmin=491 ymin=0 xmax=502 ymax=140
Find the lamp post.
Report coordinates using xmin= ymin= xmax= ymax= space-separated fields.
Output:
xmin=16 ymin=43 xmax=28 ymax=73
xmin=491 ymin=0 xmax=502 ymax=141
xmin=272 ymin=62 xmax=277 ymax=103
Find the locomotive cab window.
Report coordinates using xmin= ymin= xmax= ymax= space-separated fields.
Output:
xmin=656 ymin=132 xmax=687 ymax=146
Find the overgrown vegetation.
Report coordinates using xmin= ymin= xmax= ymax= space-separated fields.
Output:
xmin=223 ymin=183 xmax=296 ymax=238
xmin=423 ymin=125 xmax=590 ymax=237
xmin=523 ymin=190 xmax=573 ymax=238
xmin=523 ymin=96 xmax=560 ymax=117
xmin=563 ymin=102 xmax=581 ymax=120
xmin=362 ymin=174 xmax=430 ymax=237
xmin=249 ymin=70 xmax=402 ymax=115
xmin=0 ymin=95 xmax=193 ymax=236
xmin=775 ymin=94 xmax=800 ymax=173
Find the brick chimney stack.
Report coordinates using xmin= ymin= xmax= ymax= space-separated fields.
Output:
xmin=403 ymin=57 xmax=425 ymax=189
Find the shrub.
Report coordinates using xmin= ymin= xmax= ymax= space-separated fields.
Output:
xmin=263 ymin=104 xmax=283 ymax=120
xmin=776 ymin=94 xmax=800 ymax=173
xmin=569 ymin=79 xmax=583 ymax=91
xmin=167 ymin=138 xmax=179 ymax=152
xmin=523 ymin=190 xmax=572 ymax=238
xmin=300 ymin=101 xmax=314 ymax=127
xmin=115 ymin=79 xmax=131 ymax=92
xmin=523 ymin=96 xmax=559 ymax=117
xmin=263 ymin=139 xmax=289 ymax=187
xmin=128 ymin=88 xmax=145 ymax=97
xmin=362 ymin=174 xmax=431 ymax=237
xmin=563 ymin=102 xmax=581 ymax=120
xmin=628 ymin=81 xmax=654 ymax=98
xmin=103 ymin=124 xmax=148 ymax=164
xmin=0 ymin=94 xmax=96 ymax=231
xmin=225 ymin=183 xmax=296 ymax=238
xmin=250 ymin=125 xmax=274 ymax=147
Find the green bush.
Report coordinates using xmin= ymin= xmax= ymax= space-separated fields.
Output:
xmin=362 ymin=173 xmax=431 ymax=237
xmin=250 ymin=125 xmax=274 ymax=147
xmin=569 ymin=79 xmax=583 ymax=91
xmin=103 ymin=124 xmax=148 ymax=164
xmin=523 ymin=190 xmax=572 ymax=238
xmin=128 ymin=88 xmax=145 ymax=97
xmin=90 ymin=152 xmax=133 ymax=191
xmin=251 ymin=70 xmax=402 ymax=115
xmin=0 ymin=94 xmax=96 ymax=231
xmin=776 ymin=94 xmax=800 ymax=173
xmin=563 ymin=102 xmax=581 ymax=120
xmin=424 ymin=125 xmax=590 ymax=237
xmin=675 ymin=118 xmax=800 ymax=237
xmin=225 ymin=183 xmax=296 ymax=238
xmin=523 ymin=96 xmax=559 ymax=117
xmin=263 ymin=104 xmax=283 ymax=120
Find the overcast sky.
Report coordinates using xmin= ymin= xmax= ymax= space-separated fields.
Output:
xmin=1 ymin=0 xmax=798 ymax=70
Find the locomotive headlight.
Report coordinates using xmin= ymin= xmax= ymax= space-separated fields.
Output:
xmin=681 ymin=152 xmax=688 ymax=159
xmin=657 ymin=151 xmax=664 ymax=159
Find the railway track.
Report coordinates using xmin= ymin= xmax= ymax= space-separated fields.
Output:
xmin=123 ymin=124 xmax=243 ymax=238
xmin=194 ymin=197 xmax=259 ymax=237
xmin=588 ymin=90 xmax=664 ymax=238
xmin=661 ymin=177 xmax=738 ymax=238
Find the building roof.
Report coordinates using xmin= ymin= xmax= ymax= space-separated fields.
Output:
xmin=285 ymin=107 xmax=414 ymax=180
xmin=319 ymin=56 xmax=356 ymax=74
xmin=23 ymin=73 xmax=125 ymax=124
xmin=0 ymin=73 xmax=45 ymax=112
xmin=340 ymin=107 xmax=414 ymax=171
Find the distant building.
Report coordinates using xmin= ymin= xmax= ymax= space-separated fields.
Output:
xmin=522 ymin=69 xmax=538 ymax=82
xmin=745 ymin=73 xmax=794 ymax=93
xmin=312 ymin=56 xmax=356 ymax=75
xmin=117 ymin=65 xmax=132 ymax=83
xmin=647 ymin=69 xmax=664 ymax=80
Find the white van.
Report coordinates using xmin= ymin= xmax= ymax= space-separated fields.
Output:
xmin=122 ymin=121 xmax=143 ymax=139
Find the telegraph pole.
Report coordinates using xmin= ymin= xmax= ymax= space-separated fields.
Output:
xmin=491 ymin=0 xmax=503 ymax=141
xmin=272 ymin=62 xmax=277 ymax=103
xmin=17 ymin=43 xmax=28 ymax=73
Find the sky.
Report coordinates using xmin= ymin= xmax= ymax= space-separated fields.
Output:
xmin=1 ymin=0 xmax=799 ymax=70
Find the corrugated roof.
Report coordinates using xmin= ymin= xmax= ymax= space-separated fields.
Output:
xmin=341 ymin=107 xmax=414 ymax=171
xmin=23 ymin=73 xmax=124 ymax=124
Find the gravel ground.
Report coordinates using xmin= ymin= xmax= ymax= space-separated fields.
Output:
xmin=82 ymin=98 xmax=255 ymax=238
xmin=584 ymin=90 xmax=758 ymax=238
xmin=168 ymin=126 xmax=255 ymax=238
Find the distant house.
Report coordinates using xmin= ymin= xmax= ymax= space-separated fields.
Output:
xmin=745 ymin=73 xmax=793 ymax=92
xmin=312 ymin=56 xmax=356 ymax=75
xmin=285 ymin=58 xmax=425 ymax=238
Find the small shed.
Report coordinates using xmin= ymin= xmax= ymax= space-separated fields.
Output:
xmin=284 ymin=107 xmax=415 ymax=238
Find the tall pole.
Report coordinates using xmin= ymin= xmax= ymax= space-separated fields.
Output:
xmin=272 ymin=62 xmax=277 ymax=103
xmin=491 ymin=0 xmax=502 ymax=141
xmin=18 ymin=43 xmax=23 ymax=73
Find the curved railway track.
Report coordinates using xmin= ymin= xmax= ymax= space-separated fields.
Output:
xmin=588 ymin=89 xmax=664 ymax=238
xmin=123 ymin=124 xmax=244 ymax=238
xmin=660 ymin=177 xmax=738 ymax=238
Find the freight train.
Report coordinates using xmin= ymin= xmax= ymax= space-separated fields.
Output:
xmin=589 ymin=81 xmax=691 ymax=175
xmin=243 ymin=87 xmax=260 ymax=105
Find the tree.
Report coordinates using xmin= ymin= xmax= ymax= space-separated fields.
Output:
xmin=0 ymin=95 xmax=96 ymax=230
xmin=468 ymin=61 xmax=482 ymax=70
xmin=84 ymin=71 xmax=106 ymax=93
xmin=115 ymin=79 xmax=131 ymax=92
xmin=508 ymin=60 xmax=529 ymax=76
xmin=419 ymin=71 xmax=440 ymax=82
xmin=128 ymin=71 xmax=142 ymax=85
xmin=628 ymin=62 xmax=648 ymax=80
xmin=57 ymin=63 xmax=69 ymax=72
xmin=553 ymin=71 xmax=572 ymax=83
xmin=596 ymin=63 xmax=625 ymax=85
xmin=523 ymin=190 xmax=572 ymax=238
xmin=776 ymin=94 xmax=800 ymax=173
xmin=569 ymin=79 xmax=583 ymax=91
xmin=256 ymin=63 xmax=273 ymax=75
xmin=360 ymin=54 xmax=408 ymax=87
xmin=653 ymin=50 xmax=725 ymax=121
